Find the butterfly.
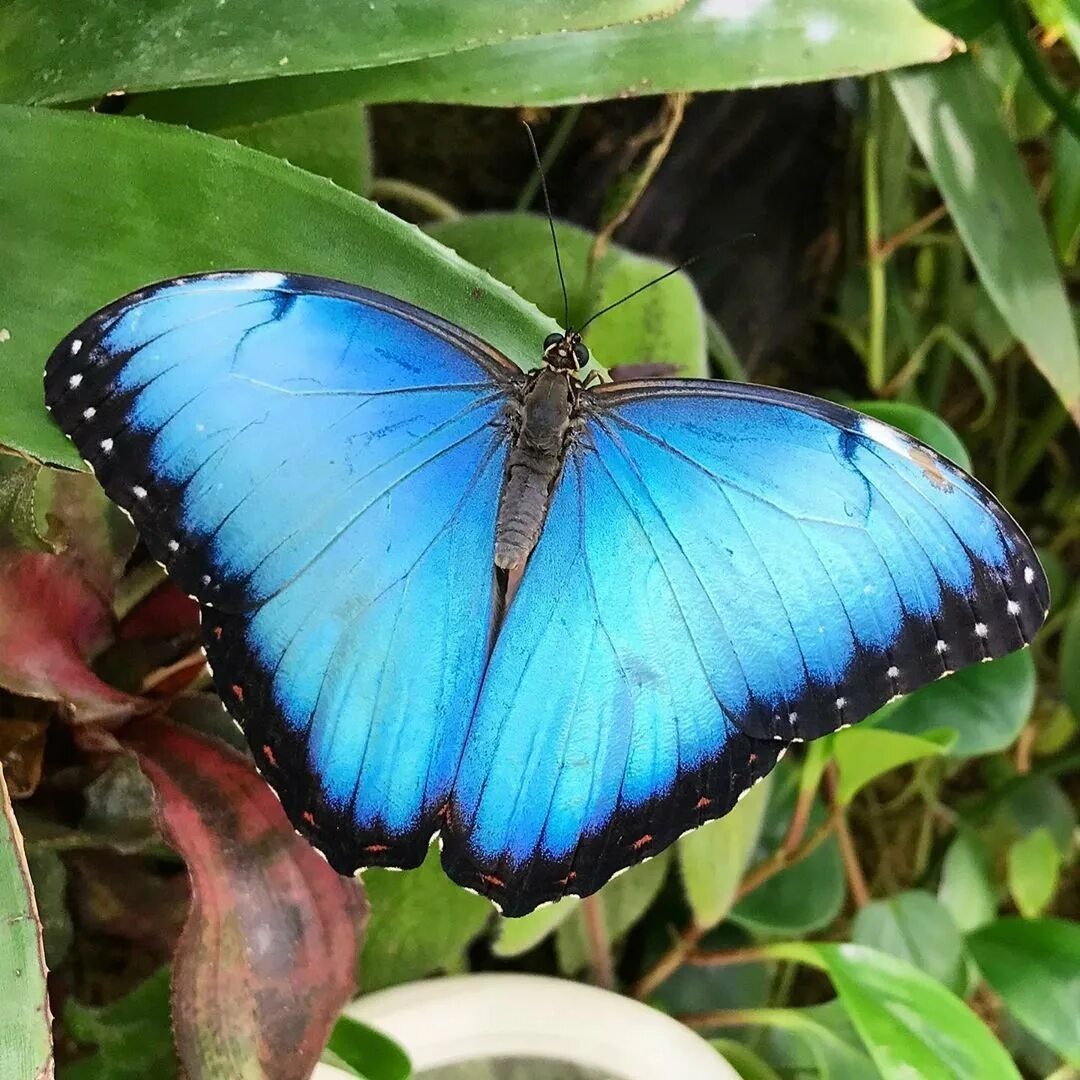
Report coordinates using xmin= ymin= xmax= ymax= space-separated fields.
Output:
xmin=44 ymin=269 xmax=1048 ymax=916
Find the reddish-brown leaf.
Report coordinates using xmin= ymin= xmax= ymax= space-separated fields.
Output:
xmin=0 ymin=719 xmax=48 ymax=798
xmin=125 ymin=719 xmax=367 ymax=1080
xmin=0 ymin=552 xmax=145 ymax=723
xmin=118 ymin=583 xmax=200 ymax=642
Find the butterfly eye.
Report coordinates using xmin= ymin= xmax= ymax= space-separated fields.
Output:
xmin=543 ymin=332 xmax=563 ymax=351
xmin=572 ymin=341 xmax=590 ymax=369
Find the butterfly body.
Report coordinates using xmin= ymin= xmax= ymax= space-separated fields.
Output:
xmin=44 ymin=270 xmax=1048 ymax=916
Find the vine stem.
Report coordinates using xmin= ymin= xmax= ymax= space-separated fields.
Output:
xmin=864 ymin=76 xmax=887 ymax=393
xmin=367 ymin=178 xmax=461 ymax=223
xmin=826 ymin=764 xmax=871 ymax=908
xmin=581 ymin=893 xmax=615 ymax=990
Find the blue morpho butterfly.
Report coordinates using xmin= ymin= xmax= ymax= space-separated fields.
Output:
xmin=44 ymin=258 xmax=1048 ymax=916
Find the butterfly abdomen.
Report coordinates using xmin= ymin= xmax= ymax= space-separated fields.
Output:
xmin=495 ymin=368 xmax=577 ymax=571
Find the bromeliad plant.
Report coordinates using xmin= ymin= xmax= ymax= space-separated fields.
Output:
xmin=0 ymin=1 xmax=1078 ymax=1078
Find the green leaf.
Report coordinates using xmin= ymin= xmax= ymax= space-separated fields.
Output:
xmin=710 ymin=1039 xmax=783 ymax=1080
xmin=492 ymin=896 xmax=578 ymax=959
xmin=0 ymin=456 xmax=46 ymax=550
xmin=429 ymin=213 xmax=706 ymax=378
xmin=995 ymin=773 xmax=1077 ymax=855
xmin=938 ymin=831 xmax=997 ymax=933
xmin=890 ymin=56 xmax=1080 ymax=422
xmin=64 ymin=967 xmax=176 ymax=1080
xmin=875 ymin=649 xmax=1036 ymax=757
xmin=1007 ymin=828 xmax=1061 ymax=918
xmin=749 ymin=1001 xmax=879 ymax=1080
xmin=967 ymin=917 xmax=1080 ymax=1067
xmin=555 ymin=849 xmax=671 ymax=975
xmin=851 ymin=400 xmax=972 ymax=470
xmin=832 ymin=726 xmax=953 ymax=806
xmin=677 ymin=774 xmax=771 ymax=930
xmin=326 ymin=1016 xmax=411 ymax=1080
xmin=769 ymin=941 xmax=1021 ymax=1079
xmin=1062 ymin=598 xmax=1080 ymax=721
xmin=0 ymin=105 xmax=556 ymax=467
xmin=0 ymin=0 xmax=679 ymax=104
xmin=317 ymin=0 xmax=958 ymax=108
xmin=0 ymin=766 xmax=52 ymax=1080
xmin=361 ymin=844 xmax=491 ymax=993
xmin=852 ymin=890 xmax=966 ymax=992
xmin=913 ymin=0 xmax=1000 ymax=39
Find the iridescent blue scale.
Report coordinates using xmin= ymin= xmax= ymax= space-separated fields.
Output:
xmin=44 ymin=271 xmax=1048 ymax=915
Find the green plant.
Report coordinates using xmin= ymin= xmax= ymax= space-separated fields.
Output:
xmin=0 ymin=2 xmax=1077 ymax=1078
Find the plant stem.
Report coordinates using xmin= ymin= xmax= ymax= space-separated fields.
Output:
xmin=581 ymin=894 xmax=615 ymax=990
xmin=827 ymin=764 xmax=871 ymax=908
xmin=368 ymin=178 xmax=461 ymax=223
xmin=996 ymin=0 xmax=1080 ymax=142
xmin=515 ymin=106 xmax=582 ymax=212
xmin=864 ymin=76 xmax=888 ymax=393
xmin=872 ymin=204 xmax=948 ymax=262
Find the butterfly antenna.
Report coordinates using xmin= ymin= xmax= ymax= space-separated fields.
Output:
xmin=577 ymin=233 xmax=757 ymax=333
xmin=524 ymin=121 xmax=571 ymax=330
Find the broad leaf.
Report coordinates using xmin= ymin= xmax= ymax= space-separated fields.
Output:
xmin=303 ymin=0 xmax=958 ymax=108
xmin=325 ymin=1016 xmax=411 ymax=1080
xmin=361 ymin=844 xmax=492 ymax=993
xmin=0 ymin=0 xmax=680 ymax=104
xmin=429 ymin=214 xmax=707 ymax=378
xmin=493 ymin=897 xmax=578 ymax=959
xmin=0 ymin=551 xmax=144 ymax=722
xmin=890 ymin=56 xmax=1080 ymax=422
xmin=1007 ymin=828 xmax=1061 ymax=918
xmin=875 ymin=649 xmax=1035 ymax=757
xmin=0 ymin=104 xmax=556 ymax=467
xmin=967 ymin=918 xmax=1080 ymax=1067
xmin=770 ymin=941 xmax=1020 ymax=1079
xmin=677 ymin=774 xmax=771 ymax=930
xmin=852 ymin=890 xmax=966 ymax=992
xmin=832 ymin=726 xmax=953 ymax=806
xmin=125 ymin=720 xmax=369 ymax=1080
xmin=0 ymin=765 xmax=52 ymax=1080
xmin=938 ymin=831 xmax=996 ymax=933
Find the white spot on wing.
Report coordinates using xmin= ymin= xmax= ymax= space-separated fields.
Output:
xmin=132 ymin=485 xmax=147 ymax=499
xmin=1024 ymin=566 xmax=1035 ymax=584
xmin=82 ymin=406 xmax=96 ymax=419
xmin=935 ymin=640 xmax=948 ymax=654
xmin=887 ymin=665 xmax=899 ymax=679
xmin=69 ymin=373 xmax=83 ymax=388
xmin=71 ymin=338 xmax=82 ymax=355
xmin=1007 ymin=600 xmax=1020 ymax=616
xmin=99 ymin=438 xmax=113 ymax=452
xmin=835 ymin=697 xmax=846 ymax=710
xmin=167 ymin=540 xmax=180 ymax=552
xmin=974 ymin=622 xmax=988 ymax=638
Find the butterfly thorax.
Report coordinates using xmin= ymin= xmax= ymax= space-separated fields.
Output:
xmin=495 ymin=366 xmax=580 ymax=571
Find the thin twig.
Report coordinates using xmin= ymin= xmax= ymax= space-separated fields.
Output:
xmin=872 ymin=204 xmax=948 ymax=262
xmin=581 ymin=894 xmax=615 ymax=990
xmin=688 ymin=945 xmax=769 ymax=968
xmin=827 ymin=764 xmax=871 ymax=908
xmin=588 ymin=93 xmax=687 ymax=269
xmin=864 ymin=76 xmax=887 ymax=393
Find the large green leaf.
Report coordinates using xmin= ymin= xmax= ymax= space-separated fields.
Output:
xmin=770 ymin=941 xmax=1020 ymax=1079
xmin=0 ymin=105 xmax=557 ymax=467
xmin=890 ymin=56 xmax=1080 ymax=422
xmin=874 ymin=649 xmax=1036 ymax=757
xmin=677 ymin=774 xmax=771 ymax=930
xmin=360 ymin=845 xmax=492 ymax=993
xmin=851 ymin=890 xmax=966 ymax=993
xmin=0 ymin=766 xmax=52 ymax=1080
xmin=290 ymin=0 xmax=957 ymax=108
xmin=429 ymin=214 xmax=707 ymax=378
xmin=831 ymin=725 xmax=953 ymax=806
xmin=967 ymin=918 xmax=1080 ymax=1067
xmin=0 ymin=0 xmax=680 ymax=104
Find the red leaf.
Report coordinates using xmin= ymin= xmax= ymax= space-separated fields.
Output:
xmin=0 ymin=552 xmax=145 ymax=723
xmin=118 ymin=583 xmax=200 ymax=642
xmin=125 ymin=719 xmax=367 ymax=1080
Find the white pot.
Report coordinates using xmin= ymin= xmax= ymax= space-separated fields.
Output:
xmin=314 ymin=973 xmax=738 ymax=1079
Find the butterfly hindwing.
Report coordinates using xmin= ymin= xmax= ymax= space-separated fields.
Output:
xmin=445 ymin=380 xmax=1047 ymax=914
xmin=45 ymin=271 xmax=519 ymax=871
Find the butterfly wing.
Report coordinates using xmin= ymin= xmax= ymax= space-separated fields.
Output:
xmin=45 ymin=271 xmax=520 ymax=872
xmin=446 ymin=379 xmax=1048 ymax=915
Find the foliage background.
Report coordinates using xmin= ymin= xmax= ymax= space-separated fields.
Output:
xmin=0 ymin=1 xmax=1078 ymax=1077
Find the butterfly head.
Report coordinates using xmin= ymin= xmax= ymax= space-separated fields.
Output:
xmin=542 ymin=330 xmax=589 ymax=372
